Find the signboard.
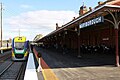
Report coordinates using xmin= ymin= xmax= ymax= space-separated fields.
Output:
xmin=102 ymin=38 xmax=109 ymax=41
xmin=79 ymin=16 xmax=104 ymax=28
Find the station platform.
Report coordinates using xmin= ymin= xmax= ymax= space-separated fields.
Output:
xmin=0 ymin=47 xmax=12 ymax=54
xmin=33 ymin=47 xmax=58 ymax=80
xmin=0 ymin=47 xmax=11 ymax=50
xmin=33 ymin=46 xmax=120 ymax=80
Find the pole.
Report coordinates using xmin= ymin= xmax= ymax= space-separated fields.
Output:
xmin=0 ymin=3 xmax=2 ymax=48
xmin=115 ymin=29 xmax=119 ymax=67
xmin=19 ymin=29 xmax=20 ymax=37
xmin=78 ymin=34 xmax=81 ymax=58
xmin=78 ymin=27 xmax=81 ymax=58
xmin=82 ymin=0 xmax=84 ymax=6
xmin=0 ymin=3 xmax=3 ymax=54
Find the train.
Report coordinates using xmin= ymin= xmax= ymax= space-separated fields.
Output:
xmin=12 ymin=36 xmax=29 ymax=61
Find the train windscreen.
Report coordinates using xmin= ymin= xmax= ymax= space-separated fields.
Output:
xmin=15 ymin=42 xmax=24 ymax=50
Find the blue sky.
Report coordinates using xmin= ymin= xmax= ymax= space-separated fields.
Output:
xmin=0 ymin=0 xmax=106 ymax=40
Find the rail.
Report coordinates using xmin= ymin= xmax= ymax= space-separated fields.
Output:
xmin=0 ymin=62 xmax=13 ymax=76
xmin=16 ymin=62 xmax=27 ymax=80
xmin=0 ymin=62 xmax=25 ymax=79
xmin=0 ymin=52 xmax=11 ymax=62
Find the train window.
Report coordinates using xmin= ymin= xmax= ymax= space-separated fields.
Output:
xmin=15 ymin=42 xmax=24 ymax=50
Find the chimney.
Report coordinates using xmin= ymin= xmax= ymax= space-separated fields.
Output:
xmin=56 ymin=23 xmax=58 ymax=30
xmin=79 ymin=5 xmax=88 ymax=16
xmin=72 ymin=17 xmax=76 ymax=20
xmin=89 ymin=7 xmax=92 ymax=11
xmin=98 ymin=1 xmax=104 ymax=5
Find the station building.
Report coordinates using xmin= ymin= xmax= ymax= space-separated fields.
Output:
xmin=36 ymin=0 xmax=120 ymax=66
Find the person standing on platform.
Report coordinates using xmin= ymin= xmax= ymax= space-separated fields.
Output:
xmin=7 ymin=42 xmax=8 ymax=48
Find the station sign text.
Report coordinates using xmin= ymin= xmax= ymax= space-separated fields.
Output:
xmin=79 ymin=16 xmax=104 ymax=28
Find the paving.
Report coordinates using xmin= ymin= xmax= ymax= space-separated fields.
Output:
xmin=37 ymin=72 xmax=44 ymax=80
xmin=35 ymin=47 xmax=120 ymax=80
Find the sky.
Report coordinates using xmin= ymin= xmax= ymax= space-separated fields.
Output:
xmin=0 ymin=0 xmax=106 ymax=41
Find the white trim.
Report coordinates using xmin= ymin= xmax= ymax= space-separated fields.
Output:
xmin=105 ymin=4 xmax=120 ymax=8
xmin=24 ymin=53 xmax=38 ymax=80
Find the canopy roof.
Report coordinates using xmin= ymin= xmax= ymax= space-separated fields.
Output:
xmin=107 ymin=0 xmax=120 ymax=5
xmin=36 ymin=3 xmax=120 ymax=42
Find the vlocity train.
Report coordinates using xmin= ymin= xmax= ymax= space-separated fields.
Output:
xmin=12 ymin=36 xmax=29 ymax=61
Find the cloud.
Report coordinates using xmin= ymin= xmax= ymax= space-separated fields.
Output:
xmin=5 ymin=10 xmax=78 ymax=40
xmin=20 ymin=4 xmax=32 ymax=9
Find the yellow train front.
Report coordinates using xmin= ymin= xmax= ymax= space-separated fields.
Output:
xmin=12 ymin=36 xmax=29 ymax=61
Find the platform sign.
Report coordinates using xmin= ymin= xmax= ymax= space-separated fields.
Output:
xmin=79 ymin=16 xmax=104 ymax=28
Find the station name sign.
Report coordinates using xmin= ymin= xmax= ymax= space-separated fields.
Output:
xmin=79 ymin=16 xmax=104 ymax=28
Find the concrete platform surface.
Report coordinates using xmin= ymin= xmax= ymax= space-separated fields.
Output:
xmin=35 ymin=47 xmax=120 ymax=80
xmin=52 ymin=66 xmax=120 ymax=80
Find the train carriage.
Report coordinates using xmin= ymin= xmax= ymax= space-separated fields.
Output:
xmin=12 ymin=36 xmax=29 ymax=61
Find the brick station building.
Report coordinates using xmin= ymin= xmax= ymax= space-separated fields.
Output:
xmin=36 ymin=0 xmax=120 ymax=67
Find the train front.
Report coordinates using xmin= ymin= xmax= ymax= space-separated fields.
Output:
xmin=12 ymin=36 xmax=29 ymax=61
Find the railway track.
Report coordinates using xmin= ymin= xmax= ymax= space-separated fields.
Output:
xmin=16 ymin=62 xmax=27 ymax=80
xmin=0 ymin=51 xmax=11 ymax=63
xmin=0 ymin=61 xmax=27 ymax=80
xmin=0 ymin=61 xmax=13 ymax=76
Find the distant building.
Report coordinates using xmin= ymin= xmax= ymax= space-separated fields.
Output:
xmin=0 ymin=39 xmax=12 ymax=47
xmin=33 ymin=34 xmax=43 ymax=42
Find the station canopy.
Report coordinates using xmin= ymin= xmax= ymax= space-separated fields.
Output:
xmin=37 ymin=2 xmax=120 ymax=42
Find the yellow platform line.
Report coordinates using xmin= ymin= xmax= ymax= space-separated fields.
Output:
xmin=41 ymin=58 xmax=59 ymax=80
xmin=33 ymin=48 xmax=59 ymax=80
xmin=42 ymin=69 xmax=59 ymax=80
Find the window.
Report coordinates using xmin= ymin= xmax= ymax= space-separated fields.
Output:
xmin=15 ymin=42 xmax=24 ymax=50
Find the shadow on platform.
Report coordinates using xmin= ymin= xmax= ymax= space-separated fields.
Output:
xmin=34 ymin=46 xmax=116 ymax=69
